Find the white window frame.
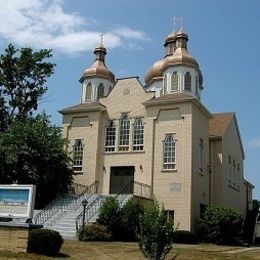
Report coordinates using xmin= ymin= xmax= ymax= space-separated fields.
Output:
xmin=73 ymin=139 xmax=84 ymax=172
xmin=105 ymin=120 xmax=116 ymax=152
xmin=133 ymin=118 xmax=144 ymax=151
xmin=163 ymin=134 xmax=176 ymax=170
xmin=119 ymin=113 xmax=130 ymax=151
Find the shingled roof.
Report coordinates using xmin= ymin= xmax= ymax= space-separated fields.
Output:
xmin=59 ymin=102 xmax=106 ymax=114
xmin=209 ymin=112 xmax=235 ymax=138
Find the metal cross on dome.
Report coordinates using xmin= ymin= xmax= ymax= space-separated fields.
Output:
xmin=100 ymin=33 xmax=104 ymax=46
xmin=170 ymin=16 xmax=183 ymax=31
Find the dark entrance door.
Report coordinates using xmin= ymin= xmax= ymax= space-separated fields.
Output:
xmin=110 ymin=166 xmax=134 ymax=194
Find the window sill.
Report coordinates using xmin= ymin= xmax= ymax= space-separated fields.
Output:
xmin=228 ymin=184 xmax=240 ymax=191
xmin=103 ymin=150 xmax=145 ymax=155
xmin=161 ymin=169 xmax=177 ymax=173
xmin=74 ymin=172 xmax=83 ymax=175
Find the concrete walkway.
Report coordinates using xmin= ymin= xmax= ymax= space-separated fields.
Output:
xmin=223 ymin=247 xmax=260 ymax=254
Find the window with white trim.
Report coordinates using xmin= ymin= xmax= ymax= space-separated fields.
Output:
xmin=184 ymin=72 xmax=192 ymax=91
xmin=228 ymin=156 xmax=231 ymax=184
xmin=119 ymin=113 xmax=130 ymax=151
xmin=105 ymin=120 xmax=116 ymax=152
xmin=133 ymin=118 xmax=144 ymax=151
xmin=199 ymin=138 xmax=203 ymax=174
xmin=85 ymin=82 xmax=92 ymax=100
xmin=163 ymin=74 xmax=168 ymax=94
xmin=163 ymin=134 xmax=176 ymax=170
xmin=233 ymin=159 xmax=236 ymax=186
xmin=73 ymin=139 xmax=84 ymax=172
xmin=97 ymin=83 xmax=104 ymax=98
xmin=171 ymin=72 xmax=178 ymax=91
xmin=237 ymin=162 xmax=240 ymax=188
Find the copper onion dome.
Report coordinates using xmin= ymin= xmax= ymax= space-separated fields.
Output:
xmin=144 ymin=58 xmax=166 ymax=84
xmin=164 ymin=29 xmax=199 ymax=70
xmin=79 ymin=45 xmax=115 ymax=83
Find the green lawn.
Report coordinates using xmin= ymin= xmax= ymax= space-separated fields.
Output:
xmin=0 ymin=241 xmax=259 ymax=259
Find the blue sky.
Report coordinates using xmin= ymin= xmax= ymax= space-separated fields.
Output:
xmin=0 ymin=0 xmax=259 ymax=199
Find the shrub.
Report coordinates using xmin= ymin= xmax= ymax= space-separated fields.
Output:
xmin=172 ymin=230 xmax=197 ymax=244
xmin=121 ymin=199 xmax=144 ymax=241
xmin=79 ymin=223 xmax=112 ymax=241
xmin=28 ymin=229 xmax=63 ymax=256
xmin=199 ymin=205 xmax=243 ymax=245
xmin=138 ymin=202 xmax=174 ymax=260
xmin=97 ymin=196 xmax=123 ymax=240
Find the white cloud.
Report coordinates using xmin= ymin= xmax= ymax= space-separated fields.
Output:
xmin=0 ymin=0 xmax=148 ymax=54
xmin=249 ymin=138 xmax=260 ymax=148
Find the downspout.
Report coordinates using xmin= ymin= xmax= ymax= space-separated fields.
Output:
xmin=209 ymin=138 xmax=213 ymax=206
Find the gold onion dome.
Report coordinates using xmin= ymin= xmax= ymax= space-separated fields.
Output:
xmin=145 ymin=29 xmax=203 ymax=85
xmin=80 ymin=45 xmax=115 ymax=83
xmin=144 ymin=58 xmax=166 ymax=84
xmin=164 ymin=29 xmax=199 ymax=70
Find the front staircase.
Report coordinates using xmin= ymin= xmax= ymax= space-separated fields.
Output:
xmin=34 ymin=193 xmax=134 ymax=239
xmin=33 ymin=180 xmax=151 ymax=240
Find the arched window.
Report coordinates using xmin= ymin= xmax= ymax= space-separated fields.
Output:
xmin=195 ymin=75 xmax=199 ymax=95
xmin=171 ymin=72 xmax=178 ymax=91
xmin=97 ymin=83 xmax=104 ymax=99
xmin=163 ymin=74 xmax=168 ymax=94
xmin=163 ymin=134 xmax=176 ymax=170
xmin=105 ymin=120 xmax=116 ymax=152
xmin=184 ymin=72 xmax=192 ymax=91
xmin=133 ymin=118 xmax=144 ymax=151
xmin=119 ymin=113 xmax=130 ymax=151
xmin=73 ymin=139 xmax=84 ymax=172
xmin=85 ymin=82 xmax=92 ymax=100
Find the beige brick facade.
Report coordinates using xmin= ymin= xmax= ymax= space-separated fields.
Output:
xmin=60 ymin=29 xmax=254 ymax=233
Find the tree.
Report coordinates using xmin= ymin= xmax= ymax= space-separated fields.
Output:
xmin=0 ymin=44 xmax=55 ymax=131
xmin=138 ymin=202 xmax=174 ymax=260
xmin=121 ymin=198 xmax=144 ymax=241
xmin=199 ymin=205 xmax=243 ymax=244
xmin=97 ymin=196 xmax=123 ymax=240
xmin=0 ymin=114 xmax=74 ymax=208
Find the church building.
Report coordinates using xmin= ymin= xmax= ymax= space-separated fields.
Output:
xmin=59 ymin=26 xmax=254 ymax=232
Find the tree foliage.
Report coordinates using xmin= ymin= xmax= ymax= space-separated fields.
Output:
xmin=0 ymin=114 xmax=74 ymax=208
xmin=0 ymin=44 xmax=55 ymax=131
xmin=199 ymin=205 xmax=243 ymax=245
xmin=0 ymin=44 xmax=73 ymax=209
xmin=138 ymin=202 xmax=174 ymax=260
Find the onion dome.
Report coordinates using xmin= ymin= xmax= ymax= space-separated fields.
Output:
xmin=165 ymin=29 xmax=199 ymax=70
xmin=79 ymin=45 xmax=115 ymax=83
xmin=144 ymin=58 xmax=166 ymax=84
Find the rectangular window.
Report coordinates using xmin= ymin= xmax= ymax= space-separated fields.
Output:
xmin=199 ymin=138 xmax=203 ymax=174
xmin=233 ymin=159 xmax=236 ymax=186
xmin=237 ymin=162 xmax=240 ymax=189
xmin=105 ymin=120 xmax=116 ymax=152
xmin=163 ymin=134 xmax=176 ymax=170
xmin=165 ymin=210 xmax=174 ymax=223
xmin=228 ymin=156 xmax=231 ymax=184
xmin=133 ymin=119 xmax=144 ymax=151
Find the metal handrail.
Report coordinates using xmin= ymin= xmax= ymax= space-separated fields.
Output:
xmin=34 ymin=194 xmax=76 ymax=224
xmin=34 ymin=181 xmax=99 ymax=225
xmin=72 ymin=181 xmax=98 ymax=196
xmin=133 ymin=180 xmax=152 ymax=199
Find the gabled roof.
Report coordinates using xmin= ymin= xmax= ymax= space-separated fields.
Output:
xmin=209 ymin=112 xmax=245 ymax=159
xmin=209 ymin=113 xmax=234 ymax=138
xmin=59 ymin=102 xmax=106 ymax=114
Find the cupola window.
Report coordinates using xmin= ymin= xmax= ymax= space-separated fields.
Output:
xmin=184 ymin=72 xmax=192 ymax=91
xmin=171 ymin=72 xmax=179 ymax=91
xmin=133 ymin=118 xmax=144 ymax=151
xmin=85 ymin=82 xmax=92 ymax=100
xmin=163 ymin=134 xmax=176 ymax=170
xmin=119 ymin=113 xmax=130 ymax=151
xmin=163 ymin=75 xmax=168 ymax=94
xmin=195 ymin=76 xmax=199 ymax=95
xmin=97 ymin=83 xmax=105 ymax=98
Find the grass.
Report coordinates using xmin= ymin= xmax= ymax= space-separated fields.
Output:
xmin=0 ymin=241 xmax=259 ymax=259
